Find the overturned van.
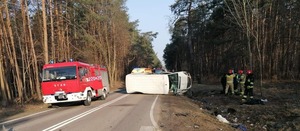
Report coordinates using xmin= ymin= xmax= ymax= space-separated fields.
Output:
xmin=125 ymin=69 xmax=192 ymax=95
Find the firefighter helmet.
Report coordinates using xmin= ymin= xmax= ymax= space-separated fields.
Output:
xmin=228 ymin=69 xmax=234 ymax=74
xmin=238 ymin=70 xmax=244 ymax=74
xmin=247 ymin=70 xmax=253 ymax=75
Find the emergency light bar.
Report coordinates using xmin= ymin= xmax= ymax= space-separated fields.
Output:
xmin=49 ymin=60 xmax=54 ymax=64
xmin=49 ymin=58 xmax=74 ymax=64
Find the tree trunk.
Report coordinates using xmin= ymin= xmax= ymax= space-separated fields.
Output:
xmin=50 ymin=0 xmax=55 ymax=60
xmin=20 ymin=0 xmax=29 ymax=100
xmin=0 ymin=22 xmax=8 ymax=106
xmin=25 ymin=0 xmax=42 ymax=99
xmin=4 ymin=0 xmax=24 ymax=104
xmin=42 ymin=0 xmax=49 ymax=64
xmin=0 ymin=11 xmax=12 ymax=102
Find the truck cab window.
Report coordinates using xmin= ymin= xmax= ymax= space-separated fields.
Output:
xmin=42 ymin=66 xmax=76 ymax=81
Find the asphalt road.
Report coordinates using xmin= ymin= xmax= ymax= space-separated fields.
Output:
xmin=0 ymin=91 xmax=161 ymax=131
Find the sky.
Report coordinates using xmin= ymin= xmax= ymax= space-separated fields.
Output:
xmin=126 ymin=0 xmax=175 ymax=66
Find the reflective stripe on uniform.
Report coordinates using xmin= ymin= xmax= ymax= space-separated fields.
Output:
xmin=247 ymin=86 xmax=254 ymax=89
xmin=226 ymin=81 xmax=233 ymax=83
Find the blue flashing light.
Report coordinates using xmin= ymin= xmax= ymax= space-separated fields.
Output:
xmin=49 ymin=60 xmax=54 ymax=64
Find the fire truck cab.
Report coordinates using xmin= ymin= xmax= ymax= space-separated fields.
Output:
xmin=41 ymin=60 xmax=110 ymax=106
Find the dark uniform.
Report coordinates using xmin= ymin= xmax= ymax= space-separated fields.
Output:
xmin=234 ymin=73 xmax=240 ymax=94
xmin=242 ymin=70 xmax=254 ymax=101
xmin=220 ymin=73 xmax=226 ymax=94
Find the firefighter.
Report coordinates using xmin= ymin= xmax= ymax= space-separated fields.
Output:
xmin=225 ymin=69 xmax=235 ymax=95
xmin=238 ymin=70 xmax=246 ymax=95
xmin=220 ymin=73 xmax=227 ymax=94
xmin=234 ymin=70 xmax=240 ymax=95
xmin=242 ymin=70 xmax=254 ymax=102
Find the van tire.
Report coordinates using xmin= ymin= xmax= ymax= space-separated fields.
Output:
xmin=48 ymin=103 xmax=59 ymax=108
xmin=84 ymin=91 xmax=92 ymax=106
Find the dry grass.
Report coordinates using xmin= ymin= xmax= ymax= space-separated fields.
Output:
xmin=0 ymin=102 xmax=48 ymax=122
xmin=110 ymin=81 xmax=125 ymax=91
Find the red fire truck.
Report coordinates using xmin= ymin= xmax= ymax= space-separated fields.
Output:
xmin=41 ymin=60 xmax=110 ymax=106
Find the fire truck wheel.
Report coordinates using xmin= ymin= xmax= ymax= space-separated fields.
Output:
xmin=100 ymin=90 xmax=107 ymax=100
xmin=84 ymin=91 xmax=92 ymax=106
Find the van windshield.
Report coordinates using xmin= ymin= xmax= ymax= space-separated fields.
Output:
xmin=42 ymin=66 xmax=77 ymax=82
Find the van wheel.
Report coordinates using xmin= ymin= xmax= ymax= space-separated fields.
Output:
xmin=100 ymin=90 xmax=107 ymax=100
xmin=48 ymin=103 xmax=59 ymax=108
xmin=84 ymin=91 xmax=92 ymax=106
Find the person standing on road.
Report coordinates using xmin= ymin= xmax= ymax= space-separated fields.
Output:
xmin=242 ymin=70 xmax=254 ymax=102
xmin=225 ymin=69 xmax=235 ymax=95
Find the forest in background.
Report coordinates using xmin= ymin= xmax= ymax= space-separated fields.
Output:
xmin=1 ymin=0 xmax=300 ymax=106
xmin=164 ymin=0 xmax=300 ymax=83
xmin=0 ymin=0 xmax=161 ymax=105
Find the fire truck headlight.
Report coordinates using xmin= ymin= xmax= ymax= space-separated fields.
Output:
xmin=43 ymin=98 xmax=47 ymax=102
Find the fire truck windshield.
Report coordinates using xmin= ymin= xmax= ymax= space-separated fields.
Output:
xmin=42 ymin=66 xmax=77 ymax=82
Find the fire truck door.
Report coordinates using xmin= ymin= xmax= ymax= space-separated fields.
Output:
xmin=79 ymin=67 xmax=89 ymax=88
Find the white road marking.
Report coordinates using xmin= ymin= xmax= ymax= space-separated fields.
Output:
xmin=0 ymin=109 xmax=55 ymax=125
xmin=140 ymin=126 xmax=155 ymax=131
xmin=42 ymin=94 xmax=129 ymax=131
xmin=150 ymin=95 xmax=159 ymax=130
